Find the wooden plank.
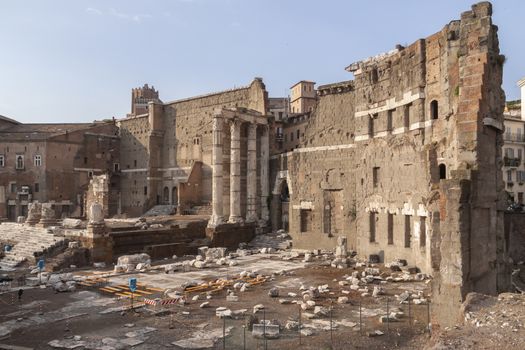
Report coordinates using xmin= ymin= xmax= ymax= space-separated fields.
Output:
xmin=132 ymin=290 xmax=153 ymax=295
xmin=77 ymin=282 xmax=95 ymax=286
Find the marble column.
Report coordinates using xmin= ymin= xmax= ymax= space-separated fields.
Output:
xmin=259 ymin=124 xmax=270 ymax=225
xmin=209 ymin=116 xmax=224 ymax=227
xmin=246 ymin=123 xmax=258 ymax=222
xmin=228 ymin=119 xmax=243 ymax=223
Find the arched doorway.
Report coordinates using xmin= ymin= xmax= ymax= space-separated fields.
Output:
xmin=279 ymin=181 xmax=290 ymax=231
xmin=172 ymin=186 xmax=178 ymax=206
xmin=163 ymin=187 xmax=169 ymax=204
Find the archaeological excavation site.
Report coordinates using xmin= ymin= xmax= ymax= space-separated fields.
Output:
xmin=1 ymin=2 xmax=525 ymax=349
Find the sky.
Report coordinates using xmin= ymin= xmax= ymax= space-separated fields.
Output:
xmin=0 ymin=0 xmax=523 ymax=123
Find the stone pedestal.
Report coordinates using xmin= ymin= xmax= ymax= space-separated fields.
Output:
xmin=83 ymin=223 xmax=113 ymax=263
xmin=88 ymin=202 xmax=104 ymax=225
xmin=37 ymin=203 xmax=57 ymax=227
xmin=335 ymin=236 xmax=347 ymax=258
xmin=25 ymin=202 xmax=42 ymax=225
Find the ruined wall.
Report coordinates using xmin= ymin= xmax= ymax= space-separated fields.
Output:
xmin=118 ymin=115 xmax=151 ymax=216
xmin=118 ymin=78 xmax=268 ymax=216
xmin=0 ymin=122 xmax=119 ymax=220
xmin=46 ymin=124 xmax=120 ymax=217
xmin=271 ymin=1 xmax=505 ymax=327
xmin=504 ymin=213 xmax=525 ymax=264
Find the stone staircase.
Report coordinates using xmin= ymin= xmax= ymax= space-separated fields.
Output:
xmin=0 ymin=223 xmax=66 ymax=270
xmin=142 ymin=205 xmax=177 ymax=217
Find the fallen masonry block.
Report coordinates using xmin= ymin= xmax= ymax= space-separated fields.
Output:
xmin=252 ymin=324 xmax=280 ymax=339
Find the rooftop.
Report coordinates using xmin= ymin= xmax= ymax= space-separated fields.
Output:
xmin=0 ymin=122 xmax=113 ymax=141
xmin=290 ymin=80 xmax=316 ymax=89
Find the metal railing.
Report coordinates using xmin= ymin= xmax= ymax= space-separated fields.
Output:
xmin=504 ymin=133 xmax=525 ymax=142
xmin=504 ymin=157 xmax=521 ymax=167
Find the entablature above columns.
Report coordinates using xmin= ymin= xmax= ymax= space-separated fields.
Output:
xmin=214 ymin=107 xmax=269 ymax=125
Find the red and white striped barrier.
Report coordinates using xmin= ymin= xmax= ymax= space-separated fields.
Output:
xmin=143 ymin=297 xmax=185 ymax=306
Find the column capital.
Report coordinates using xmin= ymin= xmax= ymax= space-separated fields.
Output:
xmin=229 ymin=118 xmax=243 ymax=132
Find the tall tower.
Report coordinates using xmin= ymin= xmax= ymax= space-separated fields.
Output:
xmin=130 ymin=84 xmax=160 ymax=117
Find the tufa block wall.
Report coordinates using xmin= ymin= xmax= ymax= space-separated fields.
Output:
xmin=270 ymin=1 xmax=506 ymax=327
xmin=118 ymin=79 xmax=267 ymax=216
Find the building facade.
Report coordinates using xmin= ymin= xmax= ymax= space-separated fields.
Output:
xmin=0 ymin=121 xmax=120 ymax=221
xmin=290 ymin=81 xmax=316 ymax=114
xmin=502 ymin=100 xmax=524 ymax=204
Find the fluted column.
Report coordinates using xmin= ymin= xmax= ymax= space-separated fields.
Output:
xmin=229 ymin=119 xmax=243 ymax=223
xmin=209 ymin=116 xmax=224 ymax=228
xmin=246 ymin=123 xmax=258 ymax=222
xmin=259 ymin=124 xmax=270 ymax=225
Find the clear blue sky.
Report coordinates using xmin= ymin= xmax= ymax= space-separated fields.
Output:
xmin=1 ymin=0 xmax=523 ymax=123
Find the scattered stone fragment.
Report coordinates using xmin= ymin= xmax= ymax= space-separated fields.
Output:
xmin=300 ymin=328 xmax=314 ymax=336
xmin=337 ymin=296 xmax=349 ymax=304
xmin=268 ymin=287 xmax=279 ymax=298
xmin=253 ymin=304 xmax=265 ymax=314
xmin=372 ymin=286 xmax=384 ymax=298
xmin=285 ymin=320 xmax=300 ymax=331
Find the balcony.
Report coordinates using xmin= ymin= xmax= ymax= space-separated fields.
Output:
xmin=504 ymin=133 xmax=525 ymax=142
xmin=276 ymin=134 xmax=284 ymax=142
xmin=504 ymin=157 xmax=521 ymax=167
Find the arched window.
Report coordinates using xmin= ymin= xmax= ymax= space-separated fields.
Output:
xmin=439 ymin=163 xmax=446 ymax=180
xmin=430 ymin=100 xmax=439 ymax=120
xmin=370 ymin=68 xmax=378 ymax=84
xmin=16 ymin=155 xmax=24 ymax=169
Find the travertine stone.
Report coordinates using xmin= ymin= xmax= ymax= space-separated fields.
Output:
xmin=88 ymin=203 xmax=104 ymax=225
xmin=246 ymin=123 xmax=258 ymax=222
xmin=259 ymin=125 xmax=270 ymax=225
xmin=38 ymin=203 xmax=56 ymax=227
xmin=229 ymin=119 xmax=243 ymax=223
xmin=209 ymin=116 xmax=224 ymax=227
xmin=25 ymin=202 xmax=42 ymax=225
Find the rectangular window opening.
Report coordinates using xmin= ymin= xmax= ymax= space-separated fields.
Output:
xmin=387 ymin=213 xmax=394 ymax=245
xmin=420 ymin=216 xmax=426 ymax=247
xmin=404 ymin=215 xmax=411 ymax=248
xmin=387 ymin=110 xmax=393 ymax=131
xmin=373 ymin=167 xmax=380 ymax=188
xmin=369 ymin=212 xmax=376 ymax=243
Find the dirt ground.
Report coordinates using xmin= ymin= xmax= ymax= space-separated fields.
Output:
xmin=0 ymin=252 xmax=439 ymax=350
xmin=2 ymin=240 xmax=524 ymax=350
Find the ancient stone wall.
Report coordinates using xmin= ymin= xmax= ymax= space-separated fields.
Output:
xmin=118 ymin=78 xmax=268 ymax=216
xmin=504 ymin=213 xmax=525 ymax=264
xmin=118 ymin=115 xmax=152 ymax=216
xmin=270 ymin=1 xmax=506 ymax=327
